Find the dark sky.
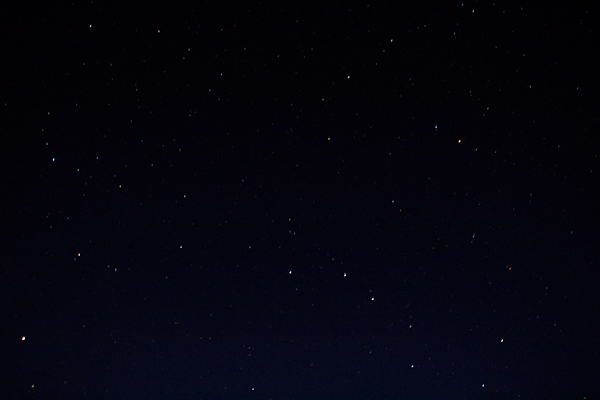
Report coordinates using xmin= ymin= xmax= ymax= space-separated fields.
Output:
xmin=1 ymin=1 xmax=599 ymax=398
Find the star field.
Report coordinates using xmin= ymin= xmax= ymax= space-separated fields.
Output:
xmin=1 ymin=1 xmax=598 ymax=398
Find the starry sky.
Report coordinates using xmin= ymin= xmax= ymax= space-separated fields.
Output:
xmin=1 ymin=1 xmax=599 ymax=398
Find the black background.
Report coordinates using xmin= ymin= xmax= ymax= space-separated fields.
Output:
xmin=1 ymin=1 xmax=599 ymax=398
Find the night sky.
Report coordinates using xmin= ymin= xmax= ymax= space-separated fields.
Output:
xmin=1 ymin=1 xmax=599 ymax=398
